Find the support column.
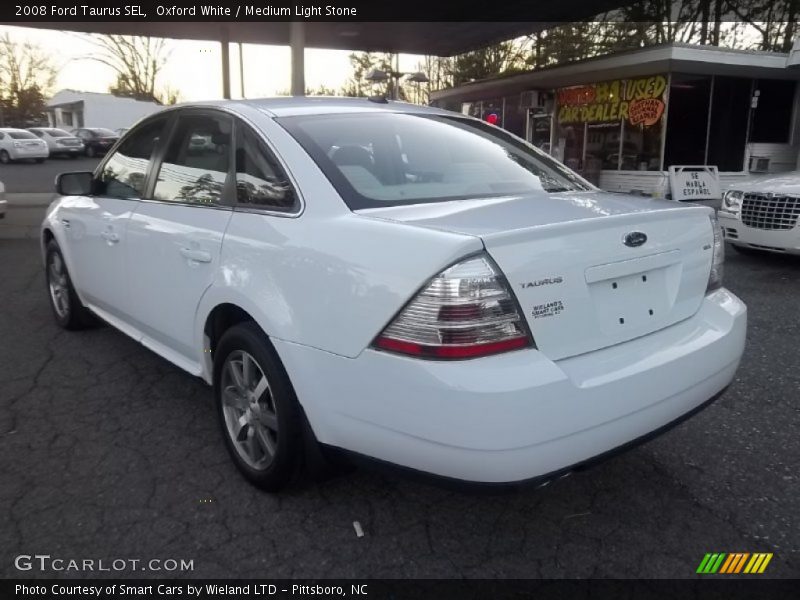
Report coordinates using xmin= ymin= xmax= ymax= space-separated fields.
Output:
xmin=221 ymin=26 xmax=231 ymax=100
xmin=290 ymin=21 xmax=305 ymax=96
xmin=238 ymin=42 xmax=245 ymax=98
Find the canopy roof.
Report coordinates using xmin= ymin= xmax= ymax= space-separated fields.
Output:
xmin=431 ymin=43 xmax=800 ymax=103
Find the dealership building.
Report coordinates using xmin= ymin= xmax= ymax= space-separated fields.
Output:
xmin=430 ymin=43 xmax=800 ymax=197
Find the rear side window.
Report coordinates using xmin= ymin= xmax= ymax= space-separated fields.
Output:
xmin=9 ymin=131 xmax=36 ymax=139
xmin=153 ymin=113 xmax=232 ymax=205
xmin=97 ymin=118 xmax=168 ymax=199
xmin=235 ymin=124 xmax=297 ymax=211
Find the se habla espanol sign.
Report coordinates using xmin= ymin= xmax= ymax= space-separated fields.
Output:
xmin=557 ymin=76 xmax=667 ymax=127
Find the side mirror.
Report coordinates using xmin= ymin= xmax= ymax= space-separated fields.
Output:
xmin=56 ymin=172 xmax=94 ymax=196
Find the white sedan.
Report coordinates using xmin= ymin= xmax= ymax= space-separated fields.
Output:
xmin=719 ymin=171 xmax=800 ymax=255
xmin=28 ymin=127 xmax=85 ymax=157
xmin=0 ymin=128 xmax=49 ymax=163
xmin=41 ymin=99 xmax=746 ymax=491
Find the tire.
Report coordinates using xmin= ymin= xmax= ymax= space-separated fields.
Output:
xmin=0 ymin=150 xmax=11 ymax=164
xmin=85 ymin=145 xmax=96 ymax=158
xmin=45 ymin=240 xmax=95 ymax=330
xmin=214 ymin=322 xmax=303 ymax=491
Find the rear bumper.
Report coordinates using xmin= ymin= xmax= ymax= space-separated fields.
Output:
xmin=275 ymin=289 xmax=746 ymax=483
xmin=11 ymin=148 xmax=48 ymax=159
xmin=719 ymin=211 xmax=800 ymax=254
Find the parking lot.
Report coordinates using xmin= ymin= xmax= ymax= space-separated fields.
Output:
xmin=0 ymin=232 xmax=798 ymax=578
xmin=0 ymin=157 xmax=99 ymax=193
xmin=0 ymin=159 xmax=797 ymax=580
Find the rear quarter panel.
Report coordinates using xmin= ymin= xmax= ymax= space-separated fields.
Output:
xmin=195 ymin=106 xmax=483 ymax=364
xmin=201 ymin=210 xmax=482 ymax=361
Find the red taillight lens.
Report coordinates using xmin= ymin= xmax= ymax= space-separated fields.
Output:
xmin=373 ymin=254 xmax=534 ymax=360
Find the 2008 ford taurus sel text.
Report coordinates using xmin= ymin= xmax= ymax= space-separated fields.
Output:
xmin=41 ymin=98 xmax=746 ymax=491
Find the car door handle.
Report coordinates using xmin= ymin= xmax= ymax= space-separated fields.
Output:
xmin=180 ymin=247 xmax=212 ymax=263
xmin=100 ymin=230 xmax=120 ymax=244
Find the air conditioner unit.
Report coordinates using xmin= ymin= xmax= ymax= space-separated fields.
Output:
xmin=749 ymin=156 xmax=770 ymax=173
xmin=520 ymin=91 xmax=553 ymax=111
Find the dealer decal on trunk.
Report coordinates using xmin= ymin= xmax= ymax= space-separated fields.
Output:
xmin=532 ymin=300 xmax=565 ymax=319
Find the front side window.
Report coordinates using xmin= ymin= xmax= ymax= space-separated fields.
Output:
xmin=97 ymin=117 xmax=168 ymax=199
xmin=235 ymin=124 xmax=296 ymax=211
xmin=278 ymin=112 xmax=591 ymax=210
xmin=153 ymin=113 xmax=232 ymax=205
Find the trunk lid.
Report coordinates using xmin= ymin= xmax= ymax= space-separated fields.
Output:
xmin=359 ymin=192 xmax=715 ymax=360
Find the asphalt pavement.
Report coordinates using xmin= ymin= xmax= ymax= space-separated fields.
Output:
xmin=0 ymin=239 xmax=797 ymax=579
xmin=0 ymin=156 xmax=100 ymax=193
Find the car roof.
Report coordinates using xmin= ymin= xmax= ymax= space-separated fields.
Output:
xmin=0 ymin=128 xmax=32 ymax=132
xmin=174 ymin=97 xmax=456 ymax=118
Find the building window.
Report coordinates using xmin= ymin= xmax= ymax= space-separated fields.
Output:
xmin=664 ymin=74 xmax=711 ymax=169
xmin=707 ymin=76 xmax=750 ymax=172
xmin=461 ymin=98 xmax=505 ymax=127
xmin=61 ymin=111 xmax=73 ymax=127
xmin=751 ymin=79 xmax=796 ymax=144
xmin=555 ymin=75 xmax=667 ymax=181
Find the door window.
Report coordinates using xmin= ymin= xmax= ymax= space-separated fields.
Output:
xmin=97 ymin=118 xmax=168 ymax=199
xmin=235 ymin=124 xmax=297 ymax=211
xmin=153 ymin=113 xmax=232 ymax=205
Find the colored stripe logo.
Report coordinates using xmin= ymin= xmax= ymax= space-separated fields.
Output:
xmin=697 ymin=553 xmax=773 ymax=574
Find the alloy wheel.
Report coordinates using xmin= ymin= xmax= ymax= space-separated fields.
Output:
xmin=47 ymin=252 xmax=71 ymax=319
xmin=220 ymin=350 xmax=279 ymax=470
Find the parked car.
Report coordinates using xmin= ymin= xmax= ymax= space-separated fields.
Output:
xmin=0 ymin=180 xmax=6 ymax=219
xmin=0 ymin=128 xmax=49 ymax=163
xmin=71 ymin=127 xmax=119 ymax=157
xmin=28 ymin=127 xmax=84 ymax=158
xmin=719 ymin=171 xmax=800 ymax=255
xmin=41 ymin=99 xmax=746 ymax=491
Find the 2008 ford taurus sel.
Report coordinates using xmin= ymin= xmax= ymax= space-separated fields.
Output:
xmin=41 ymin=98 xmax=746 ymax=491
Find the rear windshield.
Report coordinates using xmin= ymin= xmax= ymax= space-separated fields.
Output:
xmin=277 ymin=112 xmax=592 ymax=209
xmin=44 ymin=128 xmax=71 ymax=137
xmin=90 ymin=128 xmax=116 ymax=136
xmin=9 ymin=131 xmax=37 ymax=140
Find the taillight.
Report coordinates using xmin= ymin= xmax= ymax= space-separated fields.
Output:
xmin=707 ymin=214 xmax=724 ymax=292
xmin=373 ymin=253 xmax=534 ymax=359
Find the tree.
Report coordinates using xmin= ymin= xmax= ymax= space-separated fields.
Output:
xmin=340 ymin=52 xmax=400 ymax=98
xmin=0 ymin=33 xmax=57 ymax=127
xmin=276 ymin=84 xmax=339 ymax=96
xmin=727 ymin=0 xmax=800 ymax=51
xmin=446 ymin=41 xmax=528 ymax=86
xmin=84 ymin=34 xmax=176 ymax=104
xmin=306 ymin=84 xmax=338 ymax=96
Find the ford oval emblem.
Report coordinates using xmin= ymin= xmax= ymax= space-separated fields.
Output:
xmin=623 ymin=231 xmax=647 ymax=247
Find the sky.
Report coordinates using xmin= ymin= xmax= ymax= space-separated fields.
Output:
xmin=0 ymin=24 xmax=426 ymax=101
